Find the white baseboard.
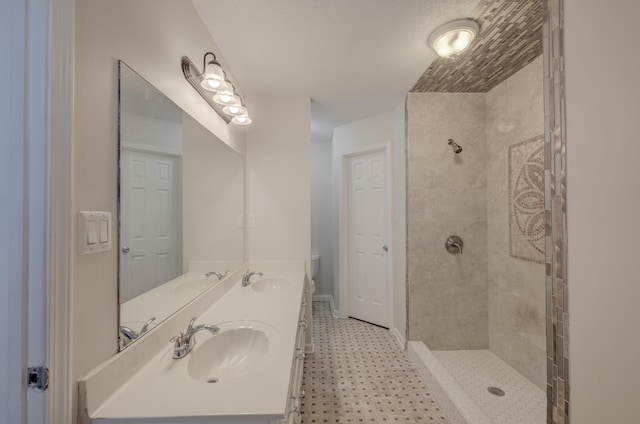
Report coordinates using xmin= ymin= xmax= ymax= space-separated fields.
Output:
xmin=390 ymin=327 xmax=406 ymax=350
xmin=305 ymin=342 xmax=315 ymax=354
xmin=312 ymin=294 xmax=332 ymax=302
xmin=312 ymin=294 xmax=340 ymax=319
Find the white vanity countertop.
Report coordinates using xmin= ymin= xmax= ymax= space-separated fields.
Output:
xmin=91 ymin=271 xmax=306 ymax=423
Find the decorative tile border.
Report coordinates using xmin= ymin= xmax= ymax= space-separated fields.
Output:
xmin=509 ymin=135 xmax=545 ymax=264
xmin=542 ymin=1 xmax=569 ymax=423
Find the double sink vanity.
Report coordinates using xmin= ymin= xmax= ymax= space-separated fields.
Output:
xmin=80 ymin=263 xmax=309 ymax=424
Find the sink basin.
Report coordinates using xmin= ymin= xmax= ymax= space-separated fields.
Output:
xmin=251 ymin=278 xmax=290 ymax=292
xmin=187 ymin=321 xmax=279 ymax=383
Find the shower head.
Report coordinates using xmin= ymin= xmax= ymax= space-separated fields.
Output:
xmin=448 ymin=139 xmax=462 ymax=154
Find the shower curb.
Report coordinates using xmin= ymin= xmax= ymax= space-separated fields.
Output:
xmin=407 ymin=341 xmax=491 ymax=424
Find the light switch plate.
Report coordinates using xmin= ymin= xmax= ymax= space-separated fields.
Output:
xmin=78 ymin=211 xmax=111 ymax=255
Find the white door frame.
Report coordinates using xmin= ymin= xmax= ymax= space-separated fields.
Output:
xmin=50 ymin=0 xmax=75 ymax=422
xmin=2 ymin=0 xmax=74 ymax=423
xmin=338 ymin=142 xmax=394 ymax=327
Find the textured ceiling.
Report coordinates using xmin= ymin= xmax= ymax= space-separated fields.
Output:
xmin=411 ymin=0 xmax=543 ymax=93
xmin=192 ymin=0 xmax=481 ymax=139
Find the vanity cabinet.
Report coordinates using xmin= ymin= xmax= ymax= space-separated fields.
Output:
xmin=282 ymin=286 xmax=308 ymax=424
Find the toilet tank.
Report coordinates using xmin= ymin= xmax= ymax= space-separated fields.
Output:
xmin=311 ymin=254 xmax=320 ymax=279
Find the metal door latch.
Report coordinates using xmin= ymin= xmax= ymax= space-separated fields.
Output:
xmin=27 ymin=366 xmax=49 ymax=391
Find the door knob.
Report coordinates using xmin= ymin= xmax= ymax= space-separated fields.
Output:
xmin=382 ymin=245 xmax=389 ymax=252
xmin=122 ymin=246 xmax=130 ymax=254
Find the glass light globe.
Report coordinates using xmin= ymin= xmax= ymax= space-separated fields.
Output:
xmin=232 ymin=114 xmax=252 ymax=125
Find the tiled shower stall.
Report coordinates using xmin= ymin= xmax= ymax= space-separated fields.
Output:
xmin=406 ymin=56 xmax=547 ymax=424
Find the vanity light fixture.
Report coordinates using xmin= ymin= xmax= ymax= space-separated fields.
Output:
xmin=182 ymin=52 xmax=251 ymax=125
xmin=199 ymin=52 xmax=227 ymax=91
xmin=428 ymin=19 xmax=479 ymax=59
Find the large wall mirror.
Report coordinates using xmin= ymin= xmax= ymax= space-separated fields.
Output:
xmin=118 ymin=61 xmax=244 ymax=350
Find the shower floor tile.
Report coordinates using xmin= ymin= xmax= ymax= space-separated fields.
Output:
xmin=301 ymin=302 xmax=450 ymax=424
xmin=432 ymin=350 xmax=546 ymax=424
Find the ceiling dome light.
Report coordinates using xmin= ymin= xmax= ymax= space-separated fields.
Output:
xmin=428 ymin=19 xmax=479 ymax=59
xmin=232 ymin=114 xmax=252 ymax=125
xmin=199 ymin=55 xmax=226 ymax=92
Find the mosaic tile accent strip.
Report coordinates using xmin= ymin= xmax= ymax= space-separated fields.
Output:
xmin=301 ymin=302 xmax=451 ymax=424
xmin=542 ymin=1 xmax=569 ymax=423
xmin=411 ymin=0 xmax=544 ymax=93
xmin=509 ymin=135 xmax=545 ymax=263
xmin=432 ymin=350 xmax=546 ymax=424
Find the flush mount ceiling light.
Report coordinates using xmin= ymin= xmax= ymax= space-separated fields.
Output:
xmin=182 ymin=52 xmax=251 ymax=125
xmin=428 ymin=19 xmax=479 ymax=59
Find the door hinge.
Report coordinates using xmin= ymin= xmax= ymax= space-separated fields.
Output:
xmin=27 ymin=366 xmax=49 ymax=391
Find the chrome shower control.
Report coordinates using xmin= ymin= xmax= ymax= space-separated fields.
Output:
xmin=445 ymin=236 xmax=464 ymax=255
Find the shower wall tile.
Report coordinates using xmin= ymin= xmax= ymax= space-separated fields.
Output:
xmin=486 ymin=56 xmax=546 ymax=390
xmin=423 ymin=189 xmax=487 ymax=222
xmin=407 ymin=92 xmax=489 ymax=350
xmin=407 ymin=92 xmax=487 ymax=191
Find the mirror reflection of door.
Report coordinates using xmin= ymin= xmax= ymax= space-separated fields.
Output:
xmin=120 ymin=148 xmax=182 ymax=302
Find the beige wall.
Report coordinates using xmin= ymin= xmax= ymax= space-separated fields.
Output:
xmin=565 ymin=1 xmax=640 ymax=422
xmin=406 ymin=92 xmax=489 ymax=349
xmin=393 ymin=99 xmax=408 ymax=342
xmin=331 ymin=110 xmax=407 ymax=340
xmin=245 ymin=97 xmax=311 ymax=267
xmin=245 ymin=96 xmax=311 ymax=347
xmin=73 ymin=0 xmax=246 ymax=418
xmin=311 ymin=139 xmax=334 ymax=296
xmin=485 ymin=56 xmax=546 ymax=389
xmin=331 ymin=111 xmax=394 ymax=310
xmin=182 ymin=114 xmax=244 ymax=268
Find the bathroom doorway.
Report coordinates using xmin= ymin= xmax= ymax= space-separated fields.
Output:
xmin=346 ymin=150 xmax=390 ymax=327
xmin=339 ymin=146 xmax=392 ymax=328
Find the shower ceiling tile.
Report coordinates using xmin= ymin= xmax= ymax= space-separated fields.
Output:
xmin=411 ymin=0 xmax=543 ymax=93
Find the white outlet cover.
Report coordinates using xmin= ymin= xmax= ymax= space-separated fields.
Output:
xmin=78 ymin=211 xmax=111 ymax=255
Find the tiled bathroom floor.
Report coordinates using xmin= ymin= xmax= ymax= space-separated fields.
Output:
xmin=432 ymin=350 xmax=546 ymax=424
xmin=300 ymin=302 xmax=450 ymax=424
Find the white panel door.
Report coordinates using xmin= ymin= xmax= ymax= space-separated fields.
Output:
xmin=120 ymin=149 xmax=181 ymax=302
xmin=348 ymin=151 xmax=389 ymax=327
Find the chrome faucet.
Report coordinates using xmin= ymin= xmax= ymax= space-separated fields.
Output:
xmin=242 ymin=270 xmax=263 ymax=287
xmin=169 ymin=317 xmax=219 ymax=359
xmin=119 ymin=326 xmax=138 ymax=342
xmin=139 ymin=317 xmax=156 ymax=334
xmin=119 ymin=317 xmax=156 ymax=344
xmin=205 ymin=269 xmax=230 ymax=280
